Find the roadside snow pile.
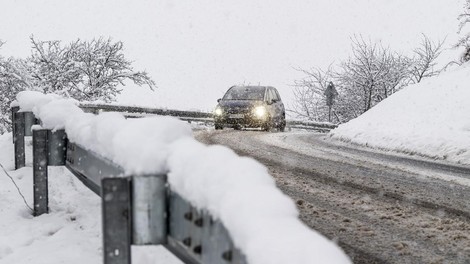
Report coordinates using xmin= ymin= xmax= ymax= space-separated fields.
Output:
xmin=330 ymin=64 xmax=470 ymax=165
xmin=16 ymin=91 xmax=350 ymax=264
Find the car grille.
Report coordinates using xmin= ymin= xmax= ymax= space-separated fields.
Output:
xmin=227 ymin=107 xmax=250 ymax=114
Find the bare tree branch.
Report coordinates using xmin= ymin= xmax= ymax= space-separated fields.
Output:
xmin=409 ymin=34 xmax=444 ymax=83
xmin=28 ymin=37 xmax=156 ymax=102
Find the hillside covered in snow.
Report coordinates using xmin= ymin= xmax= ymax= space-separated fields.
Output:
xmin=330 ymin=64 xmax=470 ymax=166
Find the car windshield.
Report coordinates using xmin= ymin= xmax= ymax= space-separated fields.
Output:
xmin=222 ymin=86 xmax=265 ymax=100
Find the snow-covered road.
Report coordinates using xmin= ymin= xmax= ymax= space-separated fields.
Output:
xmin=195 ymin=129 xmax=470 ymax=263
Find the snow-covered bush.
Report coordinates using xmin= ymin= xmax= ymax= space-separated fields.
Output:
xmin=0 ymin=37 xmax=156 ymax=134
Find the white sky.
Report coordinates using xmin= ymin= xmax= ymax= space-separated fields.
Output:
xmin=0 ymin=0 xmax=464 ymax=111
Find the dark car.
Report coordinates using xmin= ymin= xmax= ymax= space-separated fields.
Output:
xmin=213 ymin=85 xmax=286 ymax=131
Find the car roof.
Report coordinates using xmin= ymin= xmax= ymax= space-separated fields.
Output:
xmin=229 ymin=85 xmax=276 ymax=91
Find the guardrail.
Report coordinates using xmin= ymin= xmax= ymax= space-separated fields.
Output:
xmin=80 ymin=103 xmax=213 ymax=119
xmin=10 ymin=93 xmax=349 ymax=264
xmin=11 ymin=106 xmax=247 ymax=264
xmin=78 ymin=103 xmax=338 ymax=132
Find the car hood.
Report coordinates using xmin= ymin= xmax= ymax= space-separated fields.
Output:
xmin=218 ymin=100 xmax=262 ymax=109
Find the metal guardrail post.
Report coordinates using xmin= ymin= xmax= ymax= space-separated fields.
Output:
xmin=24 ymin=112 xmax=37 ymax=137
xmin=11 ymin=106 xmax=19 ymax=144
xmin=132 ymin=175 xmax=168 ymax=245
xmin=102 ymin=177 xmax=132 ymax=264
xmin=47 ymin=130 xmax=67 ymax=166
xmin=13 ymin=109 xmax=25 ymax=169
xmin=33 ymin=128 xmax=49 ymax=216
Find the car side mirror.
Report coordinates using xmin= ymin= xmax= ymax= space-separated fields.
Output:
xmin=217 ymin=98 xmax=221 ymax=103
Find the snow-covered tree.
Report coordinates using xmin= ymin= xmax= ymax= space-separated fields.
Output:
xmin=0 ymin=37 xmax=156 ymax=134
xmin=29 ymin=37 xmax=82 ymax=97
xmin=0 ymin=42 xmax=33 ymax=133
xmin=292 ymin=35 xmax=443 ymax=123
xmin=338 ymin=37 xmax=410 ymax=112
xmin=409 ymin=34 xmax=444 ymax=83
xmin=29 ymin=36 xmax=156 ymax=102
xmin=71 ymin=38 xmax=155 ymax=101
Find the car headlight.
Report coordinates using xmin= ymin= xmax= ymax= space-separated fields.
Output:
xmin=253 ymin=106 xmax=266 ymax=118
xmin=214 ymin=107 xmax=223 ymax=116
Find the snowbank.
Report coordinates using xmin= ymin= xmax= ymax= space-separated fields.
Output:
xmin=16 ymin=91 xmax=350 ymax=264
xmin=330 ymin=64 xmax=470 ymax=165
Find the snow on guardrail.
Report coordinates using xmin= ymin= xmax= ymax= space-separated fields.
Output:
xmin=16 ymin=91 xmax=350 ymax=264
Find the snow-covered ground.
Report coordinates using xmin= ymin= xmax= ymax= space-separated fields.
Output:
xmin=0 ymin=91 xmax=351 ymax=264
xmin=0 ymin=134 xmax=182 ymax=264
xmin=330 ymin=64 xmax=470 ymax=166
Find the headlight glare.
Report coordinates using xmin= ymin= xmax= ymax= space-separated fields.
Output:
xmin=254 ymin=106 xmax=266 ymax=118
xmin=214 ymin=107 xmax=223 ymax=116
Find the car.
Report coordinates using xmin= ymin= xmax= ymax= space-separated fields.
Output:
xmin=213 ymin=85 xmax=286 ymax=131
